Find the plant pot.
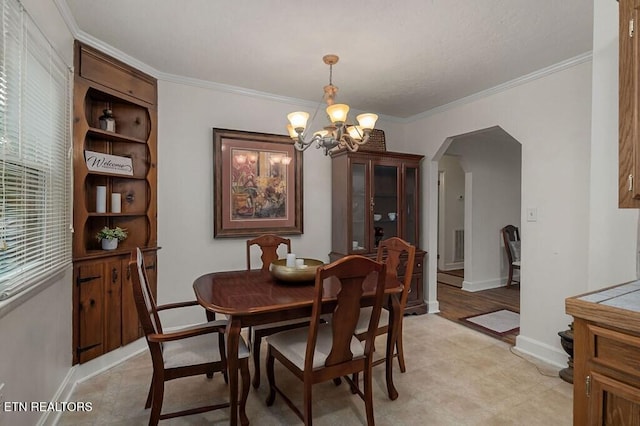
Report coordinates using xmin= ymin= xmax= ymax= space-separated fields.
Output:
xmin=101 ymin=238 xmax=118 ymax=250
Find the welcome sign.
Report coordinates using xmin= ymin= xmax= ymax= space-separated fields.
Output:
xmin=84 ymin=150 xmax=134 ymax=176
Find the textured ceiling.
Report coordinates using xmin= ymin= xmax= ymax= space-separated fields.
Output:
xmin=63 ymin=0 xmax=594 ymax=119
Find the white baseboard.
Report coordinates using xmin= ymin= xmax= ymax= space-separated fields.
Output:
xmin=461 ymin=278 xmax=504 ymax=292
xmin=442 ymin=262 xmax=464 ymax=271
xmin=426 ymin=299 xmax=440 ymax=313
xmin=515 ymin=334 xmax=568 ymax=369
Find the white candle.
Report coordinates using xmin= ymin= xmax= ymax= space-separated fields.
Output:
xmin=96 ymin=186 xmax=106 ymax=213
xmin=111 ymin=193 xmax=121 ymax=213
xmin=286 ymin=253 xmax=296 ymax=267
xmin=295 ymin=258 xmax=305 ymax=268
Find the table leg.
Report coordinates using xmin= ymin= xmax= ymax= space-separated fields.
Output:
xmin=385 ymin=295 xmax=400 ymax=400
xmin=226 ymin=318 xmax=242 ymax=425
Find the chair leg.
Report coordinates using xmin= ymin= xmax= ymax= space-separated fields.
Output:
xmin=239 ymin=358 xmax=251 ymax=426
xmin=363 ymin=365 xmax=375 ymax=426
xmin=149 ymin=375 xmax=164 ymax=426
xmin=396 ymin=320 xmax=406 ymax=373
xmin=218 ymin=331 xmax=229 ymax=384
xmin=251 ymin=332 xmax=262 ymax=389
xmin=303 ymin=381 xmax=313 ymax=426
xmin=145 ymin=377 xmax=153 ymax=409
xmin=265 ymin=346 xmax=276 ymax=406
xmin=349 ymin=373 xmax=360 ymax=394
xmin=507 ymin=264 xmax=513 ymax=286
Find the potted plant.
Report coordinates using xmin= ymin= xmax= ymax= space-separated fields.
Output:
xmin=96 ymin=226 xmax=128 ymax=250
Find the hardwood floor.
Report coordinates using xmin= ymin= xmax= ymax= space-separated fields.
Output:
xmin=436 ymin=279 xmax=520 ymax=345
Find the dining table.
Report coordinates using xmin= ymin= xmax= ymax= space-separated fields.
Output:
xmin=193 ymin=267 xmax=404 ymax=426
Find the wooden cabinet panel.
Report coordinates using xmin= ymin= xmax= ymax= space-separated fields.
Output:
xmin=589 ymin=372 xmax=640 ymax=426
xmin=75 ymin=262 xmax=105 ymax=364
xmin=104 ymin=259 xmax=122 ymax=352
xmin=77 ymin=43 xmax=156 ymax=105
xmin=619 ymin=0 xmax=640 ymax=207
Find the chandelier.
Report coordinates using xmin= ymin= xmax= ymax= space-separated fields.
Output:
xmin=286 ymin=54 xmax=378 ymax=156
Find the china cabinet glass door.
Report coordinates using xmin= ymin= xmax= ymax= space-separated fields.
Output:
xmin=372 ymin=163 xmax=399 ymax=248
xmin=351 ymin=163 xmax=367 ymax=251
xmin=404 ymin=166 xmax=418 ymax=245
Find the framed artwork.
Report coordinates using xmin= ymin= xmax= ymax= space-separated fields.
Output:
xmin=213 ymin=128 xmax=303 ymax=238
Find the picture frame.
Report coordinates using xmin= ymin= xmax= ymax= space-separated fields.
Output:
xmin=213 ymin=128 xmax=303 ymax=238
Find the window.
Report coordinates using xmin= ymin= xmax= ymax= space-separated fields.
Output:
xmin=0 ymin=0 xmax=71 ymax=301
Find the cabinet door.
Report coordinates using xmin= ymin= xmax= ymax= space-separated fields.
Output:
xmin=372 ymin=162 xmax=400 ymax=247
xmin=350 ymin=160 xmax=369 ymax=252
xmin=404 ymin=165 xmax=419 ymax=246
xmin=588 ymin=371 xmax=640 ymax=425
xmin=619 ymin=0 xmax=640 ymax=207
xmin=121 ymin=257 xmax=139 ymax=345
xmin=75 ymin=262 xmax=105 ymax=364
xmin=104 ymin=259 xmax=122 ymax=352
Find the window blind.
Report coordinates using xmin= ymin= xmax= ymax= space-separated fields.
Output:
xmin=0 ymin=0 xmax=72 ymax=300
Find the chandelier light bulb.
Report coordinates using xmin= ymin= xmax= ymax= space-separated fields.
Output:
xmin=287 ymin=111 xmax=309 ymax=132
xmin=347 ymin=126 xmax=364 ymax=141
xmin=326 ymin=103 xmax=349 ymax=124
xmin=356 ymin=113 xmax=378 ymax=130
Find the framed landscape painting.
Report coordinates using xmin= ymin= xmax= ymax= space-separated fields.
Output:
xmin=213 ymin=128 xmax=303 ymax=238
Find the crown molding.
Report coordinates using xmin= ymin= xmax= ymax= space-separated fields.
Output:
xmin=404 ymin=51 xmax=593 ymax=123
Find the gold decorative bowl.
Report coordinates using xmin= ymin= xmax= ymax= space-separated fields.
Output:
xmin=269 ymin=258 xmax=324 ymax=283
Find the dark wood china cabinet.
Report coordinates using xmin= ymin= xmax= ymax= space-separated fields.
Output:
xmin=329 ymin=149 xmax=427 ymax=314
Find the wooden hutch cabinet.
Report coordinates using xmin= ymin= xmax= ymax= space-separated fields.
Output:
xmin=619 ymin=0 xmax=640 ymax=207
xmin=72 ymin=41 xmax=159 ymax=364
xmin=329 ymin=149 xmax=427 ymax=314
xmin=566 ymin=282 xmax=640 ymax=425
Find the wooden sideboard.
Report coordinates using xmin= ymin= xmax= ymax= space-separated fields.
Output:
xmin=566 ymin=282 xmax=640 ymax=425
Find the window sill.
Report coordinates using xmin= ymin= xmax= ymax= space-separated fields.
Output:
xmin=0 ymin=263 xmax=71 ymax=320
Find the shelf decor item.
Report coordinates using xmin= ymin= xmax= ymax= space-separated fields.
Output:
xmin=99 ymin=108 xmax=116 ymax=132
xmin=213 ymin=128 xmax=303 ymax=238
xmin=96 ymin=226 xmax=128 ymax=250
xmin=96 ymin=185 xmax=107 ymax=213
xmin=111 ymin=193 xmax=121 ymax=213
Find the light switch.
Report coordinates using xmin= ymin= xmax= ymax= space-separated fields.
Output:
xmin=527 ymin=208 xmax=537 ymax=222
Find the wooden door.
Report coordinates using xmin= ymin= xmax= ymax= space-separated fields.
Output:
xmin=75 ymin=262 xmax=105 ymax=364
xmin=619 ymin=0 xmax=640 ymax=207
xmin=104 ymin=259 xmax=122 ymax=352
xmin=121 ymin=257 xmax=139 ymax=345
xmin=588 ymin=371 xmax=640 ymax=425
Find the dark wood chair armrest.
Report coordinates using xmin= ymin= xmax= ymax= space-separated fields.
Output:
xmin=147 ymin=320 xmax=228 ymax=343
xmin=156 ymin=300 xmax=199 ymax=311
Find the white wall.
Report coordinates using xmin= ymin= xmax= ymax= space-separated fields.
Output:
xmin=156 ymin=80 xmax=403 ymax=326
xmin=438 ymin=155 xmax=465 ymax=270
xmin=0 ymin=2 xmax=74 ymax=426
xmin=402 ymin=61 xmax=593 ymax=366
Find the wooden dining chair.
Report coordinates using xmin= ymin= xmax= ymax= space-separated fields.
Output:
xmin=265 ymin=255 xmax=387 ymax=425
xmin=501 ymin=225 xmax=521 ymax=286
xmin=353 ymin=237 xmax=416 ymax=375
xmin=128 ymin=248 xmax=251 ymax=426
xmin=246 ymin=234 xmax=311 ymax=388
